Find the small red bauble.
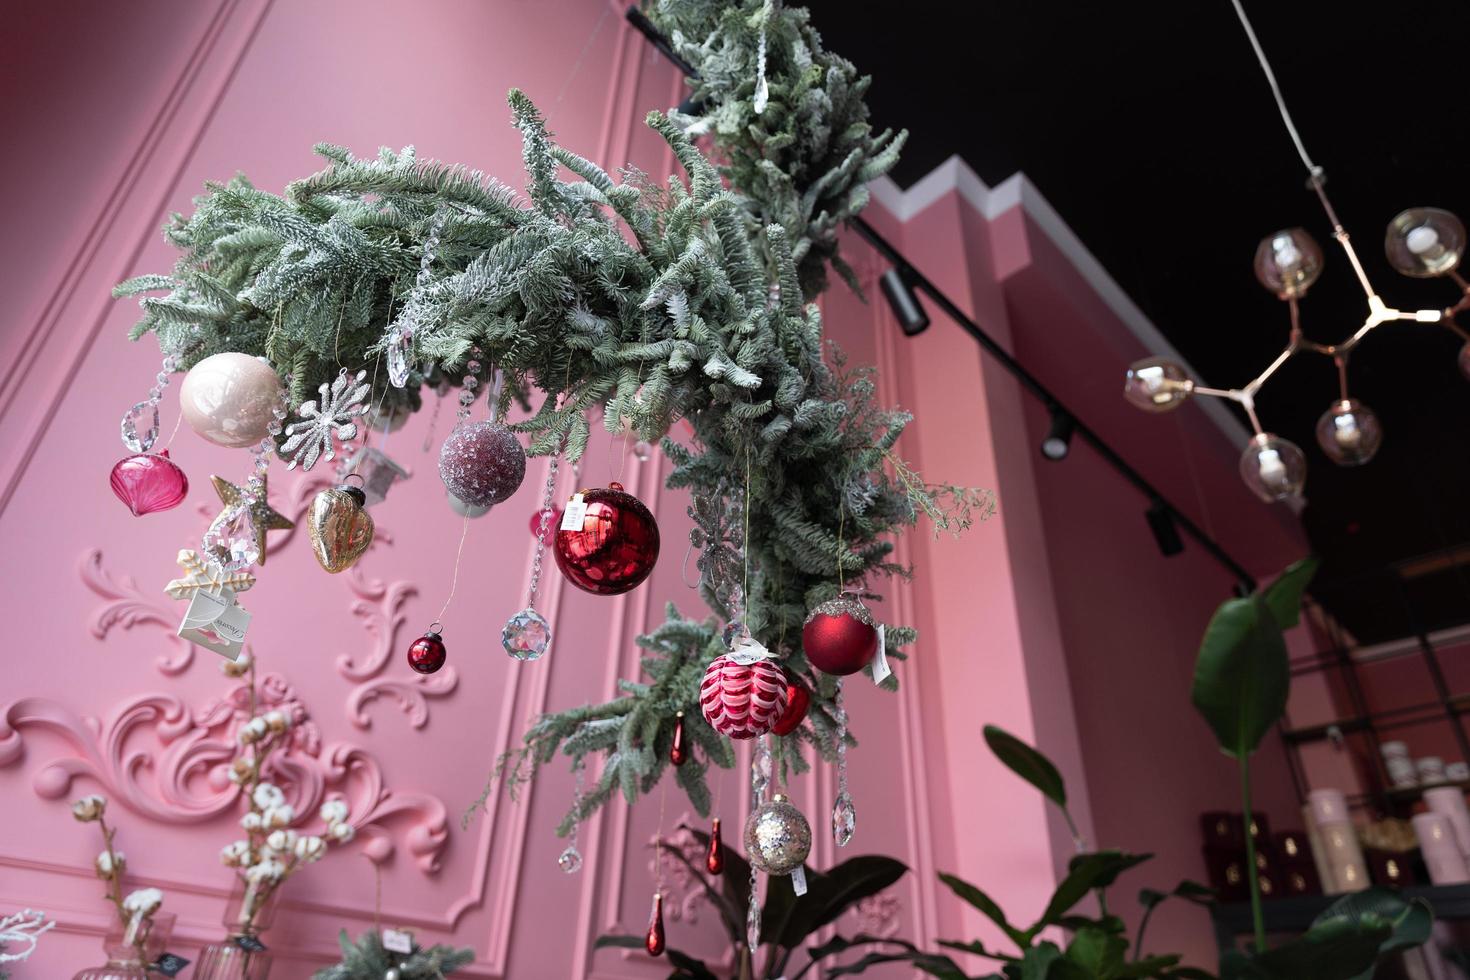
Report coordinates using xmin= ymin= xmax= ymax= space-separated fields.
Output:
xmin=670 ymin=710 xmax=688 ymax=766
xmin=770 ymin=679 xmax=810 ymax=736
xmin=110 ymin=449 xmax=188 ymax=516
xmin=700 ymin=654 xmax=789 ymax=739
xmin=554 ymin=482 xmax=660 ymax=596
xmin=407 ymin=630 xmax=447 ymax=674
xmin=802 ymin=594 xmax=878 ymax=676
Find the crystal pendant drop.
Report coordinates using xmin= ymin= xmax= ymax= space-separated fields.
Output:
xmin=121 ymin=400 xmax=160 ymax=453
xmin=832 ymin=791 xmax=857 ymax=847
xmin=557 ymin=844 xmax=583 ymax=874
xmin=746 ymin=888 xmax=761 ymax=951
xmin=386 ymin=326 xmax=412 ymax=388
xmin=502 ymin=608 xmax=552 ymax=661
xmin=706 ymin=817 xmax=724 ymax=875
xmin=633 ymin=440 xmax=653 ymax=461
xmin=202 ymin=504 xmax=261 ymax=571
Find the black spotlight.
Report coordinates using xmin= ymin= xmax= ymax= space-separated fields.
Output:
xmin=1145 ymin=499 xmax=1184 ymax=557
xmin=1039 ymin=408 xmax=1075 ymax=461
xmin=880 ymin=267 xmax=930 ymax=336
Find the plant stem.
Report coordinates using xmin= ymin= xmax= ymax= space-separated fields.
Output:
xmin=1133 ymin=905 xmax=1156 ymax=962
xmin=1240 ymin=755 xmax=1266 ymax=953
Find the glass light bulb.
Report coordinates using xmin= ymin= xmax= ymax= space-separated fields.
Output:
xmin=1124 ymin=356 xmax=1193 ymax=412
xmin=1239 ymin=433 xmax=1307 ymax=503
xmin=1315 ymin=399 xmax=1382 ymax=466
xmin=1386 ymin=207 xmax=1465 ymax=277
xmin=1253 ymin=228 xmax=1324 ymax=299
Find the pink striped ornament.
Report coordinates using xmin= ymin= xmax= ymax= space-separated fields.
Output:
xmin=700 ymin=654 xmax=789 ymax=740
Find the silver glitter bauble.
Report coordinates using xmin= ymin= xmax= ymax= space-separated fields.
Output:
xmin=743 ymin=793 xmax=811 ymax=875
xmin=438 ymin=420 xmax=526 ymax=507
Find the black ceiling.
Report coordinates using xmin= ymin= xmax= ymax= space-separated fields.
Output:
xmin=804 ymin=0 xmax=1470 ymax=640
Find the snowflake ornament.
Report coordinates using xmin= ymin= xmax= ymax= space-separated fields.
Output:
xmin=280 ymin=369 xmax=371 ymax=470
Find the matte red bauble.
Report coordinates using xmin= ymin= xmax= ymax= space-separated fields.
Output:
xmin=110 ymin=449 xmax=188 ymax=516
xmin=700 ymin=654 xmax=788 ymax=739
xmin=407 ymin=630 xmax=447 ymax=674
xmin=554 ymin=482 xmax=660 ymax=595
xmin=770 ymin=680 xmax=810 ymax=736
xmin=802 ymin=594 xmax=878 ymax=676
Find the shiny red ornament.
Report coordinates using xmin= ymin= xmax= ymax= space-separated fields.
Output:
xmin=700 ymin=654 xmax=789 ymax=739
xmin=529 ymin=506 xmax=562 ymax=544
xmin=407 ymin=630 xmax=447 ymax=674
xmin=645 ymin=892 xmax=666 ymax=957
xmin=802 ymin=594 xmax=878 ymax=676
xmin=110 ymin=449 xmax=188 ymax=516
xmin=771 ymin=680 xmax=810 ymax=736
xmin=670 ymin=710 xmax=688 ymax=766
xmin=554 ymin=482 xmax=660 ymax=596
xmin=706 ymin=818 xmax=724 ymax=875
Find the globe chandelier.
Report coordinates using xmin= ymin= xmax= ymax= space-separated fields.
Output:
xmin=1123 ymin=0 xmax=1470 ymax=503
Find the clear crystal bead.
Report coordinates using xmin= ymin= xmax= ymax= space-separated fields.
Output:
xmin=121 ymin=400 xmax=160 ymax=453
xmin=557 ymin=845 xmax=583 ymax=874
xmin=832 ymin=792 xmax=857 ymax=847
xmin=633 ymin=440 xmax=653 ymax=461
xmin=722 ymin=621 xmax=747 ymax=648
xmin=502 ymin=608 xmax=552 ymax=661
xmin=202 ymin=504 xmax=261 ymax=571
xmin=386 ymin=326 xmax=412 ymax=389
xmin=745 ymin=884 xmax=761 ymax=950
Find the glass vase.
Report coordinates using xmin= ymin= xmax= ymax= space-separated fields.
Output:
xmin=193 ymin=877 xmax=281 ymax=980
xmin=72 ymin=911 xmax=176 ymax=980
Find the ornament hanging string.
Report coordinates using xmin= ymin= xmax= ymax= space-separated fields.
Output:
xmin=432 ymin=515 xmax=473 ymax=627
xmin=161 ymin=409 xmax=184 ymax=451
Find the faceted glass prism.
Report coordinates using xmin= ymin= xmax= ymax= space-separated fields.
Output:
xmin=202 ymin=504 xmax=261 ymax=571
xmin=502 ymin=608 xmax=551 ymax=661
xmin=832 ymin=792 xmax=857 ymax=847
xmin=386 ymin=325 xmax=412 ymax=388
xmin=121 ymin=399 xmax=160 ymax=453
xmin=557 ymin=845 xmax=583 ymax=874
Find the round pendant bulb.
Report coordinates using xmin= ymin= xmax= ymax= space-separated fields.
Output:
xmin=1253 ymin=228 xmax=1324 ymax=299
xmin=1124 ymin=356 xmax=1193 ymax=412
xmin=1239 ymin=433 xmax=1307 ymax=503
xmin=1315 ymin=399 xmax=1383 ymax=466
xmin=1386 ymin=208 xmax=1466 ymax=278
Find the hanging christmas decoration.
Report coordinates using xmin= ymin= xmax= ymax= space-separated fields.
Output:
xmin=831 ymin=679 xmax=856 ymax=847
xmin=281 ymin=368 xmax=371 ymax=471
xmin=700 ymin=654 xmax=788 ymax=740
xmin=307 ymin=481 xmax=374 ymax=573
xmin=386 ymin=209 xmax=448 ymax=389
xmin=204 ymin=474 xmax=294 ymax=569
xmin=669 ymin=710 xmax=688 ymax=766
xmin=164 ymin=550 xmax=254 ymax=660
xmin=803 ymin=593 xmax=879 ymax=676
xmin=439 ymin=420 xmax=526 ymax=508
xmin=529 ymin=506 xmax=562 ymax=543
xmin=706 ymin=818 xmax=724 ymax=876
xmin=343 ymin=446 xmax=410 ymax=507
xmin=406 ymin=629 xmax=447 ymax=675
xmin=164 ymin=549 xmax=256 ymax=601
xmin=110 ymin=450 xmax=188 ymax=517
xmin=553 ymin=482 xmax=660 ymax=596
xmin=770 ymin=679 xmax=809 ymax=737
xmin=644 ymin=893 xmax=666 ymax=957
xmin=557 ymin=759 xmax=585 ymax=874
xmin=120 ymin=353 xmax=179 ymax=453
xmin=502 ymin=453 xmax=563 ymax=661
xmin=178 ymin=353 xmax=283 ymax=449
xmin=743 ymin=793 xmax=811 ymax=876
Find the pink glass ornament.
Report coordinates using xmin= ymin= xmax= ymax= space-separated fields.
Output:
xmin=699 ymin=654 xmax=788 ymax=739
xmin=179 ymin=353 xmax=283 ymax=449
xmin=110 ymin=450 xmax=188 ymax=516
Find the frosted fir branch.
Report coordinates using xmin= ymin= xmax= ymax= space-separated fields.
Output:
xmin=882 ymin=448 xmax=998 ymax=538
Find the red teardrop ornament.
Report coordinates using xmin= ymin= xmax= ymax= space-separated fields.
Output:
xmin=670 ymin=711 xmax=688 ymax=766
xmin=706 ymin=818 xmax=724 ymax=875
xmin=645 ymin=892 xmax=665 ymax=957
xmin=553 ymin=482 xmax=660 ymax=596
xmin=407 ymin=630 xmax=447 ymax=674
xmin=771 ymin=680 xmax=810 ymax=736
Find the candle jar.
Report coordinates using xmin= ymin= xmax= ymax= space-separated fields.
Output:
xmin=72 ymin=912 xmax=176 ymax=980
xmin=193 ymin=878 xmax=281 ymax=980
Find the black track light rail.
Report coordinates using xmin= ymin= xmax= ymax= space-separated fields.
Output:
xmin=624 ymin=5 xmax=1260 ymax=593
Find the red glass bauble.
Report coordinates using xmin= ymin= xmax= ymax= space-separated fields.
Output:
xmin=645 ymin=892 xmax=665 ymax=957
xmin=700 ymin=654 xmax=788 ymax=739
xmin=407 ymin=630 xmax=447 ymax=674
xmin=553 ymin=482 xmax=660 ymax=596
xmin=802 ymin=594 xmax=878 ymax=676
xmin=770 ymin=680 xmax=810 ymax=736
xmin=706 ymin=817 xmax=724 ymax=875
xmin=529 ymin=506 xmax=562 ymax=544
xmin=669 ymin=711 xmax=688 ymax=766
xmin=110 ymin=449 xmax=188 ymax=516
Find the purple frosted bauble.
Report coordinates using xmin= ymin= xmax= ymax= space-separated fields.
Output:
xmin=438 ymin=420 xmax=526 ymax=507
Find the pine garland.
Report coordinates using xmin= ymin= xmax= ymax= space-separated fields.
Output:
xmin=117 ymin=7 xmax=991 ymax=834
xmin=312 ymin=930 xmax=472 ymax=979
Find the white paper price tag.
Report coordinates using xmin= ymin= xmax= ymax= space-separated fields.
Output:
xmin=177 ymin=589 xmax=251 ymax=660
xmin=560 ymin=494 xmax=588 ymax=531
xmin=726 ymin=634 xmax=773 ymax=665
xmin=790 ymin=866 xmax=807 ymax=896
xmin=382 ymin=929 xmax=413 ymax=954
xmin=871 ymin=624 xmax=891 ymax=685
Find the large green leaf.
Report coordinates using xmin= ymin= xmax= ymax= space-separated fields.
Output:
xmin=768 ymin=854 xmax=908 ymax=948
xmin=1032 ymin=852 xmax=1152 ymax=934
xmin=814 ymin=934 xmax=973 ymax=980
xmin=1220 ymin=915 xmax=1392 ymax=980
xmin=1190 ymin=592 xmax=1289 ymax=759
xmin=939 ymin=872 xmax=1030 ymax=949
xmin=1138 ymin=881 xmax=1214 ymax=910
xmin=1262 ymin=558 xmax=1318 ymax=630
xmin=1065 ymin=925 xmax=1127 ymax=976
xmin=985 ymin=725 xmax=1067 ymax=808
xmin=1312 ymin=887 xmax=1432 ymax=980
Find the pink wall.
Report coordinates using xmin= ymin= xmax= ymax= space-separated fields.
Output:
xmin=0 ymin=3 xmax=1313 ymax=977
